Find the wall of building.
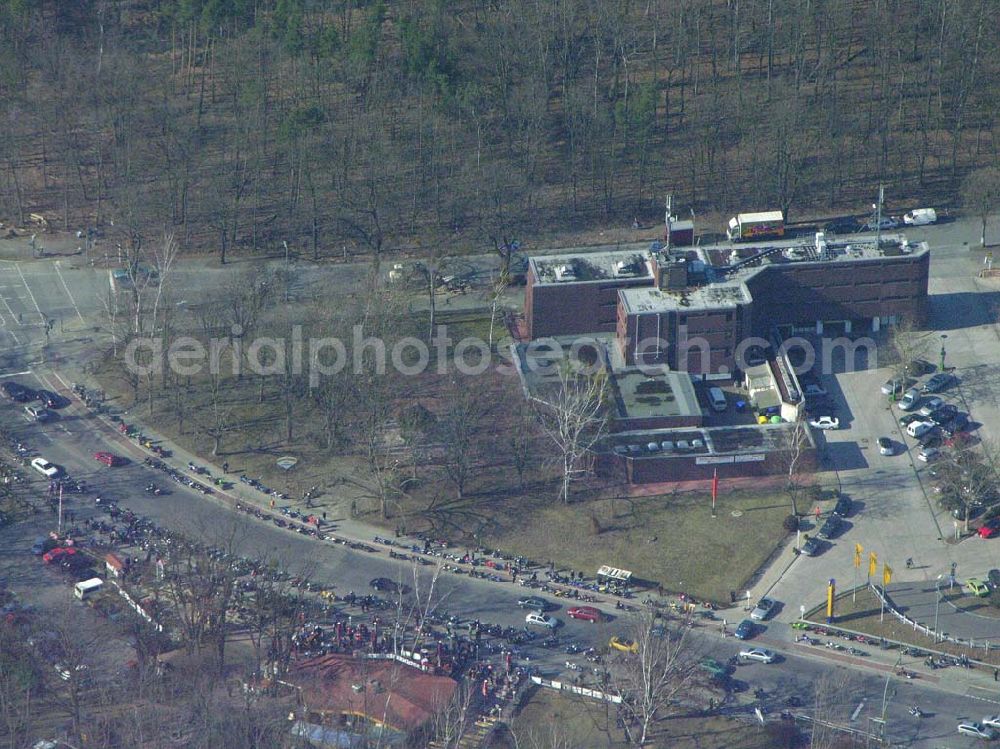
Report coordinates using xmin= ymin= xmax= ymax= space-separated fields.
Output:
xmin=744 ymin=253 xmax=930 ymax=333
xmin=619 ymin=446 xmax=817 ymax=483
xmin=527 ymin=270 xmax=652 ymax=339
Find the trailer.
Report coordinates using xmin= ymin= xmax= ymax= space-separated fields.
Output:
xmin=727 ymin=211 xmax=785 ymax=241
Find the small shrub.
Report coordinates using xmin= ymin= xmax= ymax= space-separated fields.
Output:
xmin=783 ymin=514 xmax=800 ymax=533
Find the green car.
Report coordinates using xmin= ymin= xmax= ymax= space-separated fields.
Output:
xmin=966 ymin=578 xmax=991 ymax=597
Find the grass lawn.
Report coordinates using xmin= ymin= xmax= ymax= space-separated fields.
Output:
xmin=500 ymin=687 xmax=800 ymax=749
xmin=483 ymin=489 xmax=792 ymax=605
xmin=806 ymin=587 xmax=1000 ymax=665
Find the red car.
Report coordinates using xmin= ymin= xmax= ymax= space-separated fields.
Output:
xmin=567 ymin=605 xmax=602 ymax=623
xmin=94 ymin=451 xmax=125 ymax=467
xmin=42 ymin=547 xmax=77 ymax=564
xmin=978 ymin=518 xmax=1000 ymax=539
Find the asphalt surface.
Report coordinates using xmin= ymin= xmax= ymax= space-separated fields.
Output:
xmin=3 ymin=219 xmax=1000 ymax=746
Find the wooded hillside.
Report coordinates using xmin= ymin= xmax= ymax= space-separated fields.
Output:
xmin=0 ymin=0 xmax=996 ymax=259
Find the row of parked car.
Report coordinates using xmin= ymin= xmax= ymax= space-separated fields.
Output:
xmin=1 ymin=381 xmax=65 ymax=422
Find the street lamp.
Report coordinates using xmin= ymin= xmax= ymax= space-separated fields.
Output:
xmin=934 ymin=574 xmax=944 ymax=642
xmin=940 ymin=334 xmax=947 ymax=372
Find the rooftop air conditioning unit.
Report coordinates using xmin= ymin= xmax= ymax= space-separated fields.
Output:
xmin=554 ymin=264 xmax=577 ymax=282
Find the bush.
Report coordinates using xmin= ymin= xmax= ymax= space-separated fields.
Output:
xmin=783 ymin=514 xmax=800 ymax=533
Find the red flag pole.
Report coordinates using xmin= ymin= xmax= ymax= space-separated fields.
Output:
xmin=711 ymin=469 xmax=718 ymax=517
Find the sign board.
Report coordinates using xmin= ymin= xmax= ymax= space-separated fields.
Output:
xmin=276 ymin=456 xmax=298 ymax=471
xmin=696 ymin=454 xmax=766 ymax=466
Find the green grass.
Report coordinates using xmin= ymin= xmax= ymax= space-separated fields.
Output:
xmin=483 ymin=489 xmax=792 ymax=605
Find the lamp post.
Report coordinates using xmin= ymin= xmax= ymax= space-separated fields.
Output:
xmin=940 ymin=334 xmax=947 ymax=372
xmin=934 ymin=574 xmax=944 ymax=642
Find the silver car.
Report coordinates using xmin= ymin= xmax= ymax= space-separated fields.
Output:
xmin=750 ymin=598 xmax=776 ymax=621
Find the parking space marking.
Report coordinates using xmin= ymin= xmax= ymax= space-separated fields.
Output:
xmin=54 ymin=261 xmax=85 ymax=323
xmin=0 ymin=370 xmax=32 ymax=378
xmin=15 ymin=263 xmax=43 ymax=317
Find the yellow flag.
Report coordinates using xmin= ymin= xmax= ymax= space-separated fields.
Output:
xmin=854 ymin=543 xmax=863 ymax=568
xmin=868 ymin=552 xmax=877 ymax=578
xmin=883 ymin=564 xmax=892 ymax=586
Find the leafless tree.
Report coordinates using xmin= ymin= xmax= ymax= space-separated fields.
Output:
xmin=605 ymin=609 xmax=701 ymax=746
xmin=887 ymin=315 xmax=931 ymax=385
xmin=962 ymin=166 xmax=1000 ymax=247
xmin=783 ymin=420 xmax=815 ymax=517
xmin=531 ymin=362 xmax=609 ymax=503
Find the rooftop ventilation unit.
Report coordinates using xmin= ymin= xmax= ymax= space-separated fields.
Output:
xmin=553 ymin=264 xmax=577 ymax=282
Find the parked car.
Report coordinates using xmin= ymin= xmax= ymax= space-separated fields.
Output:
xmin=922 ymin=372 xmax=953 ymax=393
xmin=833 ymin=496 xmax=853 ymax=517
xmin=898 ymin=388 xmax=922 ymax=411
xmin=957 ymin=721 xmax=997 ymax=740
xmin=929 ymin=404 xmax=958 ymax=425
xmin=369 ymin=578 xmax=410 ymax=595
xmin=42 ymin=547 xmax=77 ymax=564
xmin=34 ymin=389 xmax=64 ymax=409
xmin=877 ymin=437 xmax=894 ymax=456
xmin=734 ymin=619 xmax=755 ymax=640
xmin=800 ymin=537 xmax=821 ymax=556
xmin=918 ymin=397 xmax=945 ymax=417
xmin=918 ymin=446 xmax=940 ymax=462
xmin=750 ymin=598 xmax=777 ymax=621
xmin=525 ymin=612 xmax=558 ymax=629
xmin=822 ymin=218 xmax=860 ymax=234
xmin=818 ymin=516 xmax=843 ymax=540
xmin=609 ymin=636 xmax=638 ymax=653
xmin=809 ymin=416 xmax=840 ymax=430
xmin=978 ymin=518 xmax=1000 ymax=539
xmin=517 ymin=596 xmax=550 ymax=610
xmin=903 ymin=208 xmax=938 ymax=226
xmin=905 ymin=359 xmax=934 ymax=377
xmin=30 ymin=457 xmax=60 ymax=478
xmin=567 ymin=606 xmax=601 ymax=623
xmin=983 ymin=715 xmax=1000 ymax=730
xmin=881 ymin=377 xmax=914 ymax=395
xmin=803 ymin=383 xmax=827 ymax=397
xmin=898 ymin=413 xmax=922 ymax=427
xmin=93 ymin=451 xmax=126 ymax=467
xmin=905 ymin=420 xmax=934 ymax=439
xmin=942 ymin=414 xmax=970 ymax=437
xmin=966 ymin=578 xmax=991 ymax=597
xmin=862 ymin=217 xmax=901 ymax=231
xmin=1 ymin=381 xmax=34 ymax=402
xmin=24 ymin=404 xmax=51 ymax=422
xmin=738 ymin=647 xmax=776 ymax=664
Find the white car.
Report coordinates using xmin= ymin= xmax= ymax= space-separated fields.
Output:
xmin=525 ymin=612 xmax=558 ymax=629
xmin=982 ymin=715 xmax=1000 ymax=730
xmin=30 ymin=457 xmax=60 ymax=478
xmin=957 ymin=721 xmax=997 ymax=740
xmin=877 ymin=437 xmax=894 ymax=456
xmin=738 ymin=648 xmax=775 ymax=664
xmin=809 ymin=416 xmax=839 ymax=430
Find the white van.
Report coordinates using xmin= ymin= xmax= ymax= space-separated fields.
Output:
xmin=903 ymin=208 xmax=937 ymax=226
xmin=74 ymin=578 xmax=103 ymax=601
xmin=898 ymin=388 xmax=921 ymax=411
xmin=906 ymin=420 xmax=934 ymax=439
xmin=708 ymin=387 xmax=728 ymax=412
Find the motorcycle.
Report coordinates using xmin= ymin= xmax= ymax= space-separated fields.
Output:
xmin=908 ymin=706 xmax=923 ymax=718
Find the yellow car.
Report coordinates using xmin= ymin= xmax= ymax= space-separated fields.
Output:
xmin=609 ymin=636 xmax=639 ymax=654
xmin=966 ymin=578 xmax=991 ymax=598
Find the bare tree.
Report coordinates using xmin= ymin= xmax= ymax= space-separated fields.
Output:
xmin=531 ymin=362 xmax=609 ymax=503
xmin=784 ymin=420 xmax=815 ymax=517
xmin=962 ymin=167 xmax=1000 ymax=247
xmin=887 ymin=315 xmax=931 ymax=385
xmin=605 ymin=609 xmax=700 ymax=746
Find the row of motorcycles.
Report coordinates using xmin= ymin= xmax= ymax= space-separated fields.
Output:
xmin=142 ymin=457 xmax=215 ymax=495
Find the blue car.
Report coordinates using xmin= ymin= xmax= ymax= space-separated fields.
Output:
xmin=734 ymin=619 xmax=755 ymax=640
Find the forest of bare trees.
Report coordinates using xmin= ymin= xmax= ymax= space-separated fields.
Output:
xmin=0 ymin=0 xmax=997 ymax=261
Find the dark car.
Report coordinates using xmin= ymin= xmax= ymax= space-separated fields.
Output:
xmin=734 ymin=619 xmax=755 ymax=640
xmin=1 ymin=381 xmax=34 ymax=402
xmin=369 ymin=577 xmax=410 ymax=595
xmin=833 ymin=496 xmax=852 ymax=517
xmin=988 ymin=569 xmax=1000 ymax=590
xmin=800 ymin=537 xmax=822 ymax=556
xmin=942 ymin=414 xmax=970 ymax=437
xmin=822 ymin=218 xmax=859 ymax=235
xmin=929 ymin=404 xmax=958 ymax=426
xmin=35 ymin=389 xmax=64 ymax=409
xmin=919 ymin=433 xmax=942 ymax=450
xmin=898 ymin=413 xmax=923 ymax=427
xmin=906 ymin=359 xmax=934 ymax=377
xmin=922 ymin=372 xmax=953 ymax=393
xmin=818 ymin=516 xmax=843 ymax=540
xmin=517 ymin=596 xmax=551 ymax=610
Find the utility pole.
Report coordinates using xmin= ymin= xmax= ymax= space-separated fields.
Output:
xmin=874 ymin=184 xmax=885 ymax=247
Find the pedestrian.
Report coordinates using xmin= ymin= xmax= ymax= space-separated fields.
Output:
xmin=322 ymin=511 xmax=327 ymax=521
xmin=994 ymin=668 xmax=998 ymax=682
xmin=269 ymin=498 xmax=275 ymax=509
xmin=222 ymin=461 xmax=229 ymax=474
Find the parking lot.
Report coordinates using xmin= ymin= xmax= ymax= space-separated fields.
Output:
xmin=766 ymin=224 xmax=1000 ymax=624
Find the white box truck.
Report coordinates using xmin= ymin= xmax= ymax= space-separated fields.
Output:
xmin=903 ymin=208 xmax=937 ymax=226
xmin=727 ymin=210 xmax=785 ymax=241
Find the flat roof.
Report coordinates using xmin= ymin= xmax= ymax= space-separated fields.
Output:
xmin=613 ymin=366 xmax=700 ymax=420
xmin=620 ymin=282 xmax=752 ymax=314
xmin=608 ymin=422 xmax=814 ymax=457
xmin=529 ymin=250 xmax=654 ymax=285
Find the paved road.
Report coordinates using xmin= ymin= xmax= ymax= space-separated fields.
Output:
xmin=3 ymin=219 xmax=1000 ymax=746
